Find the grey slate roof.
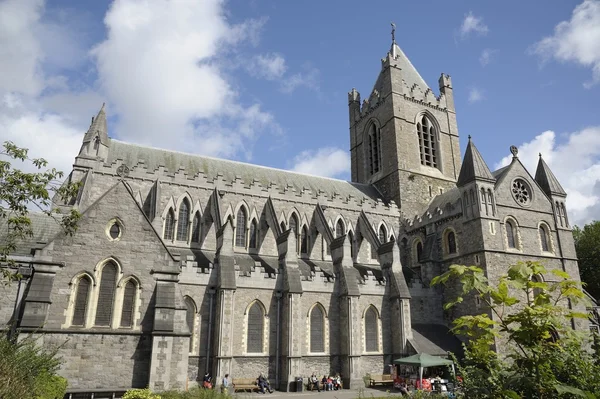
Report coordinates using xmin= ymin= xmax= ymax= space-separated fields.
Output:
xmin=391 ymin=43 xmax=430 ymax=91
xmin=410 ymin=324 xmax=464 ymax=357
xmin=535 ymin=156 xmax=567 ymax=196
xmin=0 ymin=211 xmax=63 ymax=257
xmin=108 ymin=140 xmax=384 ymax=201
xmin=492 ymin=165 xmax=509 ymax=180
xmin=457 ymin=139 xmax=495 ymax=186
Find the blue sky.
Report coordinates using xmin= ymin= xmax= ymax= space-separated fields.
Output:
xmin=1 ymin=0 xmax=600 ymax=225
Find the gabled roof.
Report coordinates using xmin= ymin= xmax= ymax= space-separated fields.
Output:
xmin=457 ymin=138 xmax=495 ymax=186
xmin=0 ymin=211 xmax=63 ymax=257
xmin=535 ymin=155 xmax=567 ymax=197
xmin=107 ymin=140 xmax=384 ymax=202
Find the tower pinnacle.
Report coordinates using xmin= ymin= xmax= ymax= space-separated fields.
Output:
xmin=390 ymin=22 xmax=397 ymax=58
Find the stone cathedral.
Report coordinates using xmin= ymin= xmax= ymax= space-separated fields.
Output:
xmin=1 ymin=35 xmax=586 ymax=393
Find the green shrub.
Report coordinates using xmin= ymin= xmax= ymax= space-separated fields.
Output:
xmin=123 ymin=388 xmax=161 ymax=399
xmin=159 ymin=387 xmax=231 ymax=399
xmin=34 ymin=371 xmax=67 ymax=399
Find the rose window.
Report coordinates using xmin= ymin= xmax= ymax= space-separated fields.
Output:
xmin=511 ymin=179 xmax=530 ymax=206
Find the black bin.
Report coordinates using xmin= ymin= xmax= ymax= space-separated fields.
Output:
xmin=295 ymin=377 xmax=304 ymax=392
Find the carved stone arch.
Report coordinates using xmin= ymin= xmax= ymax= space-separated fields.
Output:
xmin=161 ymin=196 xmax=176 ymax=220
xmin=248 ymin=206 xmax=260 ymax=224
xmin=362 ymin=303 xmax=381 ymax=319
xmin=244 ymin=298 xmax=267 ymax=315
xmin=175 ymin=191 xmax=193 ymax=212
xmin=287 ymin=207 xmax=301 ymax=224
xmin=64 ymin=272 xmax=95 ymax=328
xmin=117 ymin=274 xmax=141 ymax=288
xmin=93 ymin=256 xmax=123 ymax=276
xmin=306 ymin=301 xmax=328 ymax=318
xmin=191 ymin=200 xmax=203 ymax=217
xmin=334 ymin=215 xmax=347 ymax=238
xmin=377 ymin=221 xmax=389 ymax=243
xmin=233 ymin=200 xmax=251 ymax=222
xmin=537 ymin=220 xmax=554 ymax=253
xmin=414 ymin=110 xmax=442 ymax=140
xmin=412 ymin=236 xmax=424 ymax=264
xmin=442 ymin=226 xmax=458 ymax=256
xmin=504 ymin=215 xmax=522 ymax=250
xmin=69 ymin=270 xmax=96 ymax=287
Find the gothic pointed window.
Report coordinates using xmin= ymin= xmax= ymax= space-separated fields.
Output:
xmin=119 ymin=280 xmax=136 ymax=328
xmin=184 ymin=297 xmax=196 ymax=352
xmin=378 ymin=225 xmax=387 ymax=244
xmin=561 ymin=203 xmax=569 ymax=227
xmin=463 ymin=192 xmax=470 ymax=217
xmin=367 ymin=123 xmax=382 ymax=176
xmin=416 ymin=241 xmax=423 ymax=262
xmin=72 ymin=276 xmax=91 ymax=326
xmin=290 ymin=214 xmax=299 ymax=253
xmin=164 ymin=208 xmax=175 ymax=240
xmin=95 ymin=262 xmax=117 ymax=327
xmin=539 ymin=224 xmax=550 ymax=252
xmin=365 ymin=306 xmax=379 ymax=352
xmin=176 ymin=199 xmax=190 ymax=241
xmin=301 ymin=226 xmax=308 ymax=254
xmin=247 ymin=302 xmax=264 ymax=353
xmin=488 ymin=189 xmax=495 ymax=216
xmin=249 ymin=219 xmax=258 ymax=249
xmin=235 ymin=207 xmax=247 ymax=248
xmin=447 ymin=231 xmax=457 ymax=254
xmin=348 ymin=230 xmax=355 ymax=258
xmin=310 ymin=305 xmax=325 ymax=353
xmin=191 ymin=212 xmax=201 ymax=243
xmin=506 ymin=220 xmax=516 ymax=249
xmin=417 ymin=115 xmax=438 ymax=168
xmin=336 ymin=219 xmax=345 ymax=238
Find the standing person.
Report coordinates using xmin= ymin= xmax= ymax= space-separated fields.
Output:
xmin=203 ymin=372 xmax=213 ymax=389
xmin=257 ymin=373 xmax=273 ymax=394
xmin=222 ymin=374 xmax=232 ymax=395
xmin=310 ymin=373 xmax=321 ymax=392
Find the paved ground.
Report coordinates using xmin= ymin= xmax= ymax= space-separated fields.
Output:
xmin=234 ymin=387 xmax=400 ymax=399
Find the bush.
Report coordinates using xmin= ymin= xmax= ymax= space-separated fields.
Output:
xmin=34 ymin=371 xmax=67 ymax=399
xmin=159 ymin=387 xmax=230 ymax=399
xmin=123 ymin=388 xmax=161 ymax=399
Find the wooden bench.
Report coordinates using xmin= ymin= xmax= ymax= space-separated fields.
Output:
xmin=369 ymin=374 xmax=393 ymax=387
xmin=232 ymin=378 xmax=259 ymax=392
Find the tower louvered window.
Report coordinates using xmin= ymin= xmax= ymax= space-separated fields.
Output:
xmin=176 ymin=199 xmax=190 ymax=241
xmin=185 ymin=297 xmax=196 ymax=352
xmin=367 ymin=124 xmax=381 ymax=175
xmin=365 ymin=306 xmax=378 ymax=352
xmin=247 ymin=302 xmax=264 ymax=353
xmin=249 ymin=219 xmax=258 ymax=249
xmin=120 ymin=280 xmax=136 ymax=328
xmin=301 ymin=226 xmax=308 ymax=254
xmin=72 ymin=277 xmax=90 ymax=326
xmin=164 ymin=209 xmax=175 ymax=240
xmin=417 ymin=115 xmax=437 ymax=168
xmin=506 ymin=221 xmax=516 ymax=249
xmin=235 ymin=208 xmax=247 ymax=248
xmin=95 ymin=262 xmax=117 ymax=326
xmin=310 ymin=305 xmax=325 ymax=352
xmin=191 ymin=212 xmax=201 ymax=242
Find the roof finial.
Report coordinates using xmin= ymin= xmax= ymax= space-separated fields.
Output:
xmin=539 ymin=152 xmax=542 ymax=158
xmin=468 ymin=135 xmax=472 ymax=141
xmin=510 ymin=145 xmax=519 ymax=158
xmin=391 ymin=22 xmax=396 ymax=44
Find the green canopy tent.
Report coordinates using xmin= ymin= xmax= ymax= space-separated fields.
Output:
xmin=393 ymin=353 xmax=455 ymax=390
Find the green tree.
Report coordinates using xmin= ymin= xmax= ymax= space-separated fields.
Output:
xmin=0 ymin=141 xmax=81 ymax=282
xmin=432 ymin=261 xmax=599 ymax=398
xmin=573 ymin=222 xmax=600 ymax=300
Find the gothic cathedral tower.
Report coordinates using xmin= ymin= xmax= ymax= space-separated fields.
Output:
xmin=349 ymin=29 xmax=462 ymax=217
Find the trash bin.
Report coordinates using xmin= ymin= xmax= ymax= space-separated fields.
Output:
xmin=295 ymin=377 xmax=304 ymax=392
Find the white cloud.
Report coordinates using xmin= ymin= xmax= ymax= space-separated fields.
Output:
xmin=91 ymin=0 xmax=279 ymax=157
xmin=460 ymin=11 xmax=489 ymax=38
xmin=246 ymin=53 xmax=287 ymax=80
xmin=479 ymin=48 xmax=497 ymax=66
xmin=531 ymin=0 xmax=600 ymax=88
xmin=280 ymin=66 xmax=320 ymax=94
xmin=291 ymin=147 xmax=350 ymax=179
xmin=468 ymin=87 xmax=484 ymax=103
xmin=494 ymin=128 xmax=600 ymax=226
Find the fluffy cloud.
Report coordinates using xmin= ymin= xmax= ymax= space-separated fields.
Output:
xmin=291 ymin=147 xmax=350 ymax=179
xmin=280 ymin=66 xmax=320 ymax=94
xmin=460 ymin=11 xmax=489 ymax=38
xmin=468 ymin=87 xmax=484 ymax=103
xmin=479 ymin=48 xmax=497 ymax=66
xmin=92 ymin=0 xmax=279 ymax=157
xmin=494 ymin=127 xmax=600 ymax=226
xmin=245 ymin=53 xmax=287 ymax=80
xmin=532 ymin=0 xmax=600 ymax=88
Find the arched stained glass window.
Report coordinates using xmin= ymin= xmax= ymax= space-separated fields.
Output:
xmin=417 ymin=115 xmax=438 ymax=168
xmin=301 ymin=226 xmax=308 ymax=254
xmin=176 ymin=199 xmax=190 ymax=241
xmin=120 ymin=280 xmax=136 ymax=328
xmin=290 ymin=214 xmax=298 ymax=253
xmin=235 ymin=208 xmax=247 ymax=247
xmin=447 ymin=231 xmax=457 ymax=254
xmin=539 ymin=225 xmax=550 ymax=252
xmin=249 ymin=219 xmax=258 ymax=249
xmin=95 ymin=262 xmax=117 ymax=326
xmin=72 ymin=277 xmax=90 ymax=326
xmin=310 ymin=305 xmax=325 ymax=353
xmin=416 ymin=242 xmax=423 ymax=262
xmin=164 ymin=209 xmax=175 ymax=240
xmin=336 ymin=219 xmax=345 ymax=238
xmin=348 ymin=230 xmax=355 ymax=258
xmin=378 ymin=225 xmax=387 ymax=244
xmin=365 ymin=306 xmax=379 ymax=352
xmin=191 ymin=212 xmax=201 ymax=242
xmin=247 ymin=302 xmax=264 ymax=353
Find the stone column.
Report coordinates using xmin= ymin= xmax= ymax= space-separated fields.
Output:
xmin=213 ymin=289 xmax=235 ymax=383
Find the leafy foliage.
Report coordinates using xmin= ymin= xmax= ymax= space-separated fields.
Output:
xmin=573 ymin=222 xmax=600 ymax=300
xmin=159 ymin=387 xmax=232 ymax=399
xmin=0 ymin=141 xmax=81 ymax=282
xmin=0 ymin=332 xmax=64 ymax=399
xmin=123 ymin=388 xmax=162 ymax=399
xmin=432 ymin=261 xmax=599 ymax=398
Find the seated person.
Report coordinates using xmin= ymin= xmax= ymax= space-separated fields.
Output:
xmin=257 ymin=374 xmax=273 ymax=394
xmin=333 ymin=374 xmax=342 ymax=390
xmin=310 ymin=374 xmax=321 ymax=392
xmin=321 ymin=375 xmax=332 ymax=391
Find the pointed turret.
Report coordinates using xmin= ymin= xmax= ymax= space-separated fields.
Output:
xmin=457 ymin=136 xmax=495 ymax=187
xmin=78 ymin=103 xmax=110 ymax=160
xmin=535 ymin=154 xmax=566 ymax=197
